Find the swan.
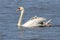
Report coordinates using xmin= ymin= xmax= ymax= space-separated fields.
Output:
xmin=16 ymin=6 xmax=52 ymax=28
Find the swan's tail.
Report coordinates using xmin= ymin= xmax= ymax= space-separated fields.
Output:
xmin=46 ymin=19 xmax=52 ymax=24
xmin=46 ymin=16 xmax=56 ymax=24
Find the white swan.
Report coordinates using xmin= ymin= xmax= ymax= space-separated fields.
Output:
xmin=16 ymin=6 xmax=52 ymax=28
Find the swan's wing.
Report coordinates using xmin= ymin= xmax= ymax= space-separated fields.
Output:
xmin=22 ymin=17 xmax=46 ymax=27
xmin=30 ymin=16 xmax=46 ymax=21
xmin=38 ymin=17 xmax=46 ymax=22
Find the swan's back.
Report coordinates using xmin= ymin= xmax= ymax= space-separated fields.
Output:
xmin=22 ymin=17 xmax=46 ymax=27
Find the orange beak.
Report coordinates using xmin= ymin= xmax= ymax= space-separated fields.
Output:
xmin=16 ymin=8 xmax=20 ymax=12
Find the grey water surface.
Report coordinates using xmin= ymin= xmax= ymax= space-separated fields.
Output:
xmin=0 ymin=0 xmax=60 ymax=40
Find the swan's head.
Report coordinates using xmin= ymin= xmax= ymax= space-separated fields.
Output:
xmin=16 ymin=6 xmax=24 ymax=12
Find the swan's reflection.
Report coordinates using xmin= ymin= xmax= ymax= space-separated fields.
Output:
xmin=17 ymin=27 xmax=45 ymax=40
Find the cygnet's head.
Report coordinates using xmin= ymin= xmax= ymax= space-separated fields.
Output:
xmin=16 ymin=6 xmax=24 ymax=12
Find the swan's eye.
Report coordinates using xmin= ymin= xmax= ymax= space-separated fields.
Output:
xmin=18 ymin=8 xmax=20 ymax=9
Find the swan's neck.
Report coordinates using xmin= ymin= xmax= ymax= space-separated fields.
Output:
xmin=17 ymin=10 xmax=24 ymax=28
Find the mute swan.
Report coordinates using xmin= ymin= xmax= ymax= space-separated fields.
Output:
xmin=16 ymin=6 xmax=52 ymax=28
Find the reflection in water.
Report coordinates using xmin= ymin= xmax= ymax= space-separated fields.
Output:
xmin=18 ymin=27 xmax=48 ymax=40
xmin=18 ymin=28 xmax=25 ymax=39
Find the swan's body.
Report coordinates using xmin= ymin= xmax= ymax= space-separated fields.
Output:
xmin=22 ymin=16 xmax=46 ymax=27
xmin=16 ymin=7 xmax=52 ymax=28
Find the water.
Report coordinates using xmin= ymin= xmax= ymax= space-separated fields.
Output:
xmin=0 ymin=0 xmax=60 ymax=40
